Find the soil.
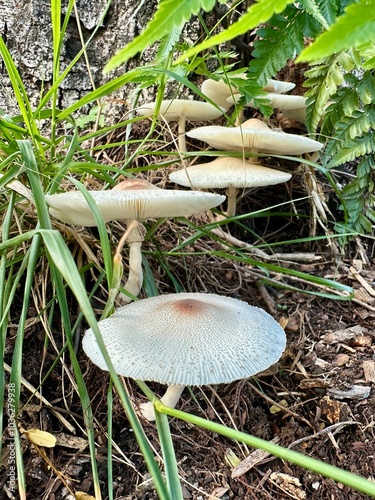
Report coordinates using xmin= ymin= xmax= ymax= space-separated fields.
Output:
xmin=1 ymin=119 xmax=375 ymax=500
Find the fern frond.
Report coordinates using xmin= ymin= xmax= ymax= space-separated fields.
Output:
xmin=174 ymin=0 xmax=294 ymax=64
xmin=157 ymin=26 xmax=184 ymax=62
xmin=328 ymin=134 xmax=375 ymax=167
xmin=248 ymin=5 xmax=322 ymax=86
xmin=316 ymin=0 xmax=339 ymax=26
xmin=325 ymin=108 xmax=375 ymax=159
xmin=104 ymin=0 xmax=216 ymax=72
xmin=299 ymin=0 xmax=329 ymax=29
xmin=304 ymin=52 xmax=356 ymax=134
xmin=338 ymin=155 xmax=375 ymax=233
xmin=298 ymin=0 xmax=375 ymax=62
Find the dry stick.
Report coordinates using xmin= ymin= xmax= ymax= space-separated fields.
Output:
xmin=246 ymin=381 xmax=315 ymax=430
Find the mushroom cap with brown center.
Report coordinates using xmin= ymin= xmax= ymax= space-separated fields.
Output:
xmin=169 ymin=157 xmax=292 ymax=189
xmin=45 ymin=180 xmax=225 ymax=226
xmin=82 ymin=292 xmax=286 ymax=386
xmin=186 ymin=118 xmax=322 ymax=155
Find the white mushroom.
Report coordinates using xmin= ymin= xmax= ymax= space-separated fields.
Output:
xmin=82 ymin=292 xmax=286 ymax=421
xmin=186 ymin=118 xmax=323 ymax=155
xmin=46 ymin=180 xmax=225 ymax=302
xmin=201 ymin=77 xmax=296 ymax=112
xmin=137 ymin=99 xmax=225 ymax=152
xmin=169 ymin=157 xmax=292 ymax=217
xmin=228 ymin=93 xmax=307 ymax=124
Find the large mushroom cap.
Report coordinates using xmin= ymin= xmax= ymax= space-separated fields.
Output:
xmin=46 ymin=184 xmax=225 ymax=226
xmin=137 ymin=99 xmax=225 ymax=121
xmin=186 ymin=118 xmax=323 ymax=155
xmin=83 ymin=293 xmax=286 ymax=386
xmin=169 ymin=157 xmax=292 ymax=189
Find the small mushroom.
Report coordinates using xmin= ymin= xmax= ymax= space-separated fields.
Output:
xmin=201 ymin=77 xmax=296 ymax=112
xmin=228 ymin=93 xmax=307 ymax=124
xmin=169 ymin=157 xmax=292 ymax=217
xmin=137 ymin=99 xmax=225 ymax=152
xmin=186 ymin=118 xmax=323 ymax=155
xmin=82 ymin=292 xmax=286 ymax=421
xmin=46 ymin=180 xmax=225 ymax=302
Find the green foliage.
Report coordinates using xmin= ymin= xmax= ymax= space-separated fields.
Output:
xmin=337 ymin=156 xmax=375 ymax=234
xmin=104 ymin=0 xmax=216 ymax=72
xmin=304 ymin=51 xmax=356 ymax=133
xmin=299 ymin=0 xmax=375 ymax=62
xmin=168 ymin=0 xmax=294 ymax=65
xmin=248 ymin=4 xmax=322 ymax=87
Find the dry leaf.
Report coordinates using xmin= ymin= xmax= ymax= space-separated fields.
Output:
xmin=25 ymin=429 xmax=56 ymax=448
xmin=75 ymin=493 xmax=96 ymax=500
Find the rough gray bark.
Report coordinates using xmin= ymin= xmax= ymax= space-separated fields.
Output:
xmin=0 ymin=0 xmax=159 ymax=115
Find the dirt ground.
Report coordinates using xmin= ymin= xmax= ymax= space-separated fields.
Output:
xmin=3 ymin=187 xmax=375 ymax=499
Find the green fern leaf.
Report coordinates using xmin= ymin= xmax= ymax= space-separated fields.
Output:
xmin=325 ymin=108 xmax=375 ymax=158
xmin=328 ymin=134 xmax=375 ymax=167
xmin=247 ymin=6 xmax=307 ymax=87
xmin=316 ymin=0 xmax=339 ymax=26
xmin=156 ymin=26 xmax=184 ymax=62
xmin=299 ymin=0 xmax=329 ymax=29
xmin=304 ymin=52 xmax=356 ymax=134
xmin=298 ymin=0 xmax=375 ymax=62
xmin=358 ymin=41 xmax=375 ymax=70
xmin=174 ymin=0 xmax=294 ymax=64
xmin=104 ymin=0 xmax=216 ymax=72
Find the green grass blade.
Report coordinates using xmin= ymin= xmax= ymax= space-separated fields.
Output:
xmin=0 ymin=38 xmax=39 ymax=141
xmin=155 ymin=402 xmax=375 ymax=498
xmin=154 ymin=409 xmax=183 ymax=500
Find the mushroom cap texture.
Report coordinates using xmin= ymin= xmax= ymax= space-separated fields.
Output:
xmin=169 ymin=157 xmax=292 ymax=189
xmin=137 ymin=99 xmax=225 ymax=121
xmin=83 ymin=293 xmax=286 ymax=386
xmin=186 ymin=118 xmax=323 ymax=155
xmin=45 ymin=190 xmax=225 ymax=226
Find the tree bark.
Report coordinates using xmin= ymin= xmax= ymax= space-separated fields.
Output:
xmin=0 ymin=0 xmax=159 ymax=115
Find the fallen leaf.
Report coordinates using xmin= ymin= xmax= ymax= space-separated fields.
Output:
xmin=24 ymin=429 xmax=56 ymax=448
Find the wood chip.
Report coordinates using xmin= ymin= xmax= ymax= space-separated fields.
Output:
xmin=328 ymin=385 xmax=371 ymax=401
xmin=320 ymin=396 xmax=349 ymax=423
xmin=332 ymin=353 xmax=350 ymax=366
xmin=349 ymin=266 xmax=375 ymax=297
xmin=270 ymin=472 xmax=306 ymax=499
xmin=231 ymin=437 xmax=280 ymax=478
xmin=363 ymin=360 xmax=375 ymax=383
xmin=322 ymin=325 xmax=365 ymax=344
xmin=54 ymin=433 xmax=88 ymax=449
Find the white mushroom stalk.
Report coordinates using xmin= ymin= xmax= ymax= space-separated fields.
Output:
xmin=83 ymin=293 xmax=286 ymax=421
xmin=137 ymin=99 xmax=226 ymax=153
xmin=46 ymin=180 xmax=225 ymax=304
xmin=169 ymin=156 xmax=292 ymax=217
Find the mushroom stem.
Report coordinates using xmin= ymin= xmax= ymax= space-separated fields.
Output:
xmin=140 ymin=384 xmax=186 ymax=421
xmin=225 ymin=186 xmax=240 ymax=218
xmin=118 ymin=221 xmax=145 ymax=303
xmin=178 ymin=116 xmax=187 ymax=153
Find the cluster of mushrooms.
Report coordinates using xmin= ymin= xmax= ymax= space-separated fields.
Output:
xmin=45 ymin=76 xmax=322 ymax=421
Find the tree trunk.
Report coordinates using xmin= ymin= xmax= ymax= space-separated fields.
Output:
xmin=0 ymin=0 xmax=159 ymax=115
